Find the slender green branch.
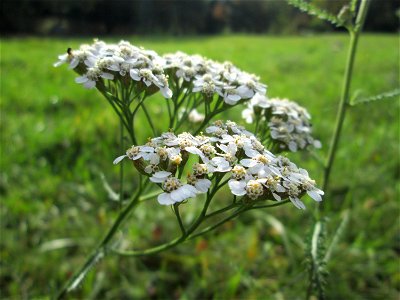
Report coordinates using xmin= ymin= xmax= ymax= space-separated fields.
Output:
xmin=187 ymin=207 xmax=247 ymax=240
xmin=175 ymin=95 xmax=204 ymax=131
xmin=140 ymin=102 xmax=157 ymax=136
xmin=166 ymin=99 xmax=172 ymax=127
xmin=56 ymin=179 xmax=146 ymax=299
xmin=189 ymin=196 xmax=291 ymax=242
xmin=193 ymin=105 xmax=228 ymax=135
xmin=205 ymin=203 xmax=239 ymax=218
xmin=174 ymin=204 xmax=186 ymax=235
xmin=119 ymin=120 xmax=124 ymax=211
xmin=112 ymin=198 xmax=291 ymax=257
xmin=111 ymin=176 xmax=225 ymax=257
xmin=322 ymin=0 xmax=370 ymax=193
xmin=138 ymin=190 xmax=162 ymax=202
xmin=249 ymin=199 xmax=291 ymax=210
xmin=112 ymin=236 xmax=184 ymax=257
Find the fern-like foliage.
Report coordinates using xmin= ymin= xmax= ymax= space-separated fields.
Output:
xmin=305 ymin=220 xmax=328 ymax=300
xmin=286 ymin=0 xmax=342 ymax=27
xmin=350 ymin=88 xmax=400 ymax=106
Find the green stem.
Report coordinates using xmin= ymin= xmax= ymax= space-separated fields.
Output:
xmin=113 ymin=236 xmax=184 ymax=257
xmin=175 ymin=95 xmax=204 ymax=131
xmin=113 ymin=198 xmax=291 ymax=257
xmin=205 ymin=203 xmax=239 ymax=218
xmin=174 ymin=204 xmax=186 ymax=235
xmin=322 ymin=0 xmax=370 ymax=193
xmin=166 ymin=99 xmax=172 ymax=128
xmin=193 ymin=106 xmax=227 ymax=136
xmin=141 ymin=102 xmax=157 ymax=136
xmin=249 ymin=199 xmax=291 ymax=210
xmin=119 ymin=120 xmax=124 ymax=211
xmin=188 ymin=206 xmax=247 ymax=240
xmin=112 ymin=176 xmax=224 ymax=257
xmin=139 ymin=190 xmax=162 ymax=202
xmin=189 ymin=200 xmax=290 ymax=240
xmin=56 ymin=180 xmax=146 ymax=299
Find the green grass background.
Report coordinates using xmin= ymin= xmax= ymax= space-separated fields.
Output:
xmin=1 ymin=34 xmax=399 ymax=299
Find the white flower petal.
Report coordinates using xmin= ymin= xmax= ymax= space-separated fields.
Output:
xmin=153 ymin=171 xmax=172 ymax=178
xmin=69 ymin=58 xmax=79 ymax=69
xmin=181 ymin=184 xmax=198 ymax=197
xmin=195 ymin=179 xmax=211 ymax=193
xmin=290 ymin=197 xmax=306 ymax=210
xmin=272 ymin=193 xmax=281 ymax=201
xmin=101 ymin=72 xmax=114 ymax=80
xmin=168 ymin=190 xmax=181 ymax=202
xmin=113 ymin=155 xmax=127 ymax=165
xmin=240 ymin=159 xmax=257 ymax=168
xmin=307 ymin=190 xmax=322 ymax=202
xmin=161 ymin=87 xmax=173 ymax=99
xmin=75 ymin=76 xmax=88 ymax=84
xmin=130 ymin=69 xmax=140 ymax=81
xmin=83 ymin=80 xmax=96 ymax=89
xmin=228 ymin=180 xmax=246 ymax=196
xmin=185 ymin=146 xmax=203 ymax=156
xmin=158 ymin=193 xmax=174 ymax=205
xmin=244 ymin=148 xmax=259 ymax=158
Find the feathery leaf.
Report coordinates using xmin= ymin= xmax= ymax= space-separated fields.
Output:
xmin=287 ymin=0 xmax=342 ymax=27
xmin=350 ymin=88 xmax=400 ymax=106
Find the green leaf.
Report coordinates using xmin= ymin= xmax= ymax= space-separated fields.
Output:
xmin=287 ymin=0 xmax=342 ymax=27
xmin=350 ymin=88 xmax=400 ymax=106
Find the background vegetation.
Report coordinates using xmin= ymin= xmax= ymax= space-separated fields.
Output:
xmin=1 ymin=0 xmax=398 ymax=36
xmin=1 ymin=32 xmax=399 ymax=299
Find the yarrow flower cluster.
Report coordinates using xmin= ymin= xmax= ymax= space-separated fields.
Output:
xmin=54 ymin=39 xmax=172 ymax=98
xmin=55 ymin=39 xmax=326 ymax=294
xmin=114 ymin=121 xmax=323 ymax=209
xmin=55 ymin=41 xmax=267 ymax=106
xmin=242 ymin=94 xmax=321 ymax=152
xmin=55 ymin=40 xmax=323 ymax=209
xmin=163 ymin=51 xmax=267 ymax=105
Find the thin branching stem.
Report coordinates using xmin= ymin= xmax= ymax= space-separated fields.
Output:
xmin=56 ymin=179 xmax=147 ymax=299
xmin=119 ymin=120 xmax=124 ymax=211
xmin=322 ymin=0 xmax=370 ymax=194
xmin=174 ymin=204 xmax=186 ymax=236
xmin=140 ymin=102 xmax=157 ymax=136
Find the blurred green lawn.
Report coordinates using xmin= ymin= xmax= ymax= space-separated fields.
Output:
xmin=1 ymin=34 xmax=399 ymax=299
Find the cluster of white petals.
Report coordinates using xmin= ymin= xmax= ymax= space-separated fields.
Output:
xmin=114 ymin=121 xmax=323 ymax=209
xmin=54 ymin=40 xmax=172 ymax=98
xmin=56 ymin=40 xmax=269 ymax=106
xmin=163 ymin=51 xmax=267 ymax=105
xmin=242 ymin=94 xmax=321 ymax=152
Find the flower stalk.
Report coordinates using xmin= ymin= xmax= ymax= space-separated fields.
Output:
xmin=322 ymin=0 xmax=370 ymax=193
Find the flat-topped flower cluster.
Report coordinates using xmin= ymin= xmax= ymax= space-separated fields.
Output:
xmin=163 ymin=51 xmax=266 ymax=105
xmin=242 ymin=94 xmax=321 ymax=152
xmin=55 ymin=40 xmax=267 ymax=106
xmin=114 ymin=121 xmax=323 ymax=209
xmin=55 ymin=40 xmax=173 ymax=98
